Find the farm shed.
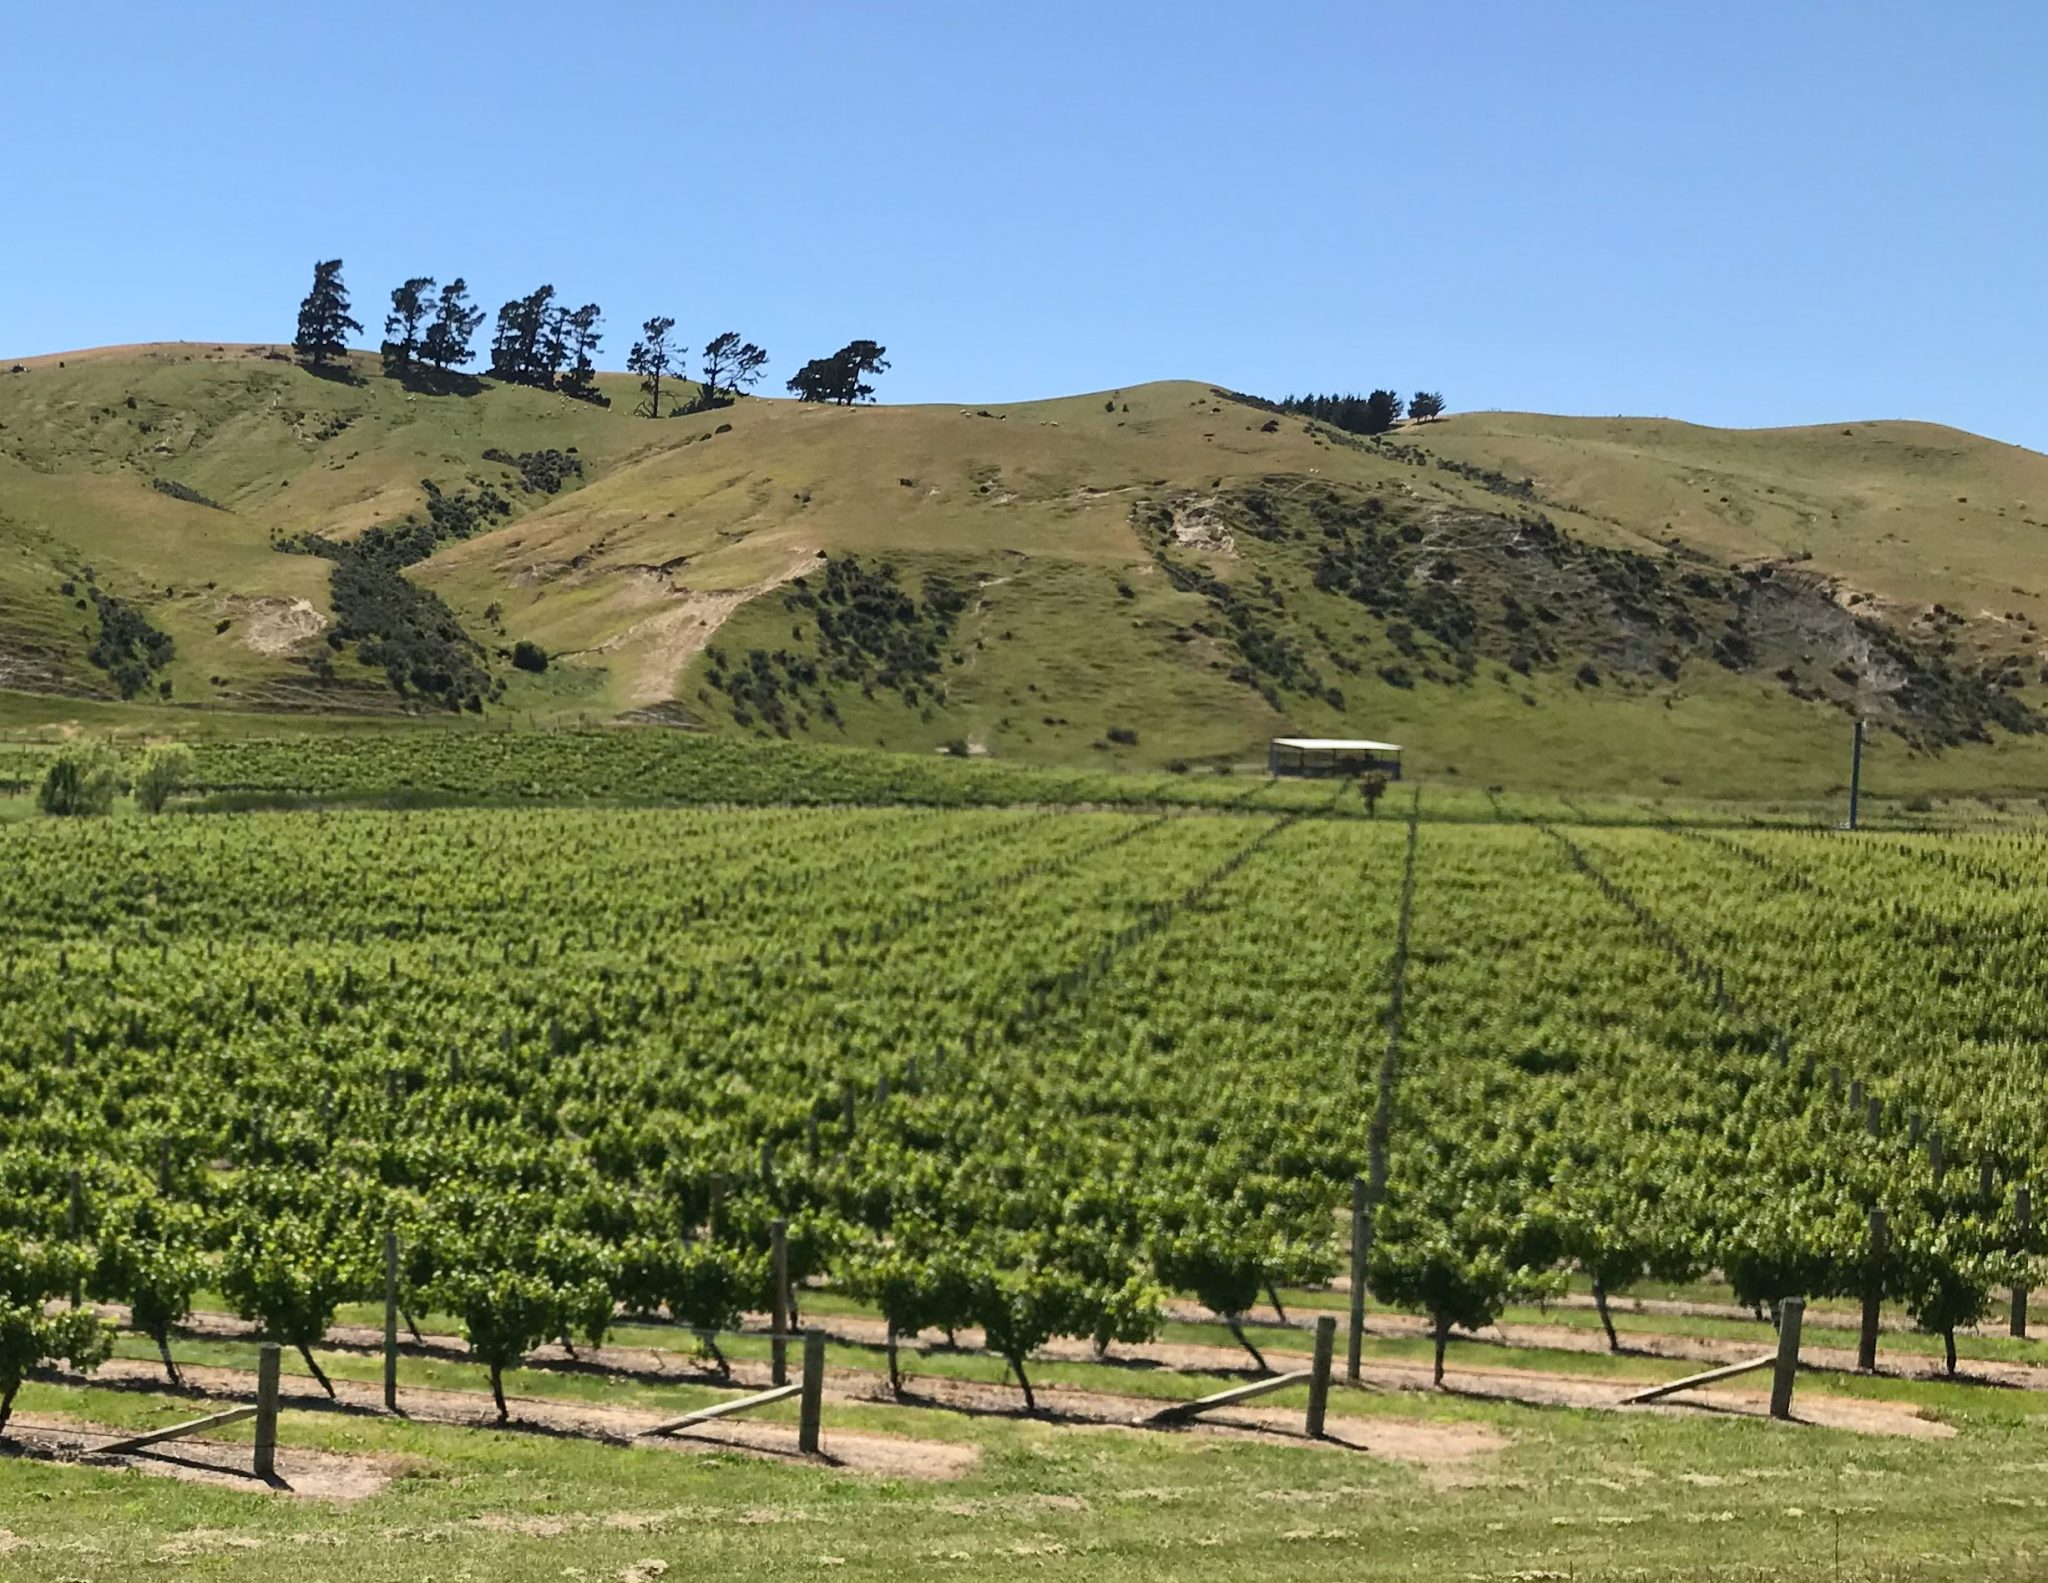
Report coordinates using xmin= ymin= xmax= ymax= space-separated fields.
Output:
xmin=1267 ymin=737 xmax=1402 ymax=779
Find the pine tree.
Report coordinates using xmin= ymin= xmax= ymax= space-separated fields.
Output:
xmin=421 ymin=278 xmax=485 ymax=372
xmin=539 ymin=305 xmax=572 ymax=385
xmin=489 ymin=286 xmax=556 ymax=386
xmin=381 ymin=277 xmax=438 ymax=377
xmin=293 ymin=260 xmax=362 ymax=369
xmin=701 ymin=331 xmax=770 ymax=405
xmin=559 ymin=304 xmax=605 ymax=403
xmin=1409 ymin=390 xmax=1446 ymax=421
xmin=627 ymin=317 xmax=679 ymax=417
xmin=787 ymin=340 xmax=889 ymax=404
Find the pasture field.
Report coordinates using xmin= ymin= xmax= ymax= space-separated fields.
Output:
xmin=3 ymin=793 xmax=2048 ymax=1578
xmin=12 ymin=347 xmax=2048 ymax=799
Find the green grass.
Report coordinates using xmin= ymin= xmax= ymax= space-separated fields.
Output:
xmin=8 ymin=1279 xmax=2047 ymax=1578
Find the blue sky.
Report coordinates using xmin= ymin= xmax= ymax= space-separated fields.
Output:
xmin=5 ymin=1 xmax=2043 ymax=446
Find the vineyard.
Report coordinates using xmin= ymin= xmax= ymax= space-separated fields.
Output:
xmin=7 ymin=796 xmax=2048 ymax=1578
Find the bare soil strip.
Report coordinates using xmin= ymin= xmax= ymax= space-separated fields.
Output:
xmin=0 ymin=1412 xmax=403 ymax=1498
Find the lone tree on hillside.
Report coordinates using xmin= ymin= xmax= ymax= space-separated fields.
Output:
xmin=627 ymin=316 xmax=680 ymax=417
xmin=1409 ymin=390 xmax=1446 ymax=421
xmin=381 ymin=277 xmax=438 ymax=377
xmin=421 ymin=278 xmax=485 ymax=372
xmin=700 ymin=331 xmax=769 ymax=405
xmin=294 ymin=260 xmax=362 ymax=369
xmin=787 ymin=340 xmax=889 ymax=404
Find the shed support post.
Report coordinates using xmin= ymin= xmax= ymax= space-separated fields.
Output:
xmin=1848 ymin=718 xmax=1864 ymax=830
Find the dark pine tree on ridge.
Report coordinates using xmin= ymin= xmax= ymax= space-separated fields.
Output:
xmin=294 ymin=260 xmax=362 ymax=370
xmin=627 ymin=317 xmax=680 ymax=417
xmin=787 ymin=340 xmax=889 ymax=404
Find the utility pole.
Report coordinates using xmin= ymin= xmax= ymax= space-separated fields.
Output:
xmin=1847 ymin=718 xmax=1865 ymax=831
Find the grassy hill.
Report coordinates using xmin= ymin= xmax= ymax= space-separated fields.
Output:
xmin=6 ymin=342 xmax=2048 ymax=799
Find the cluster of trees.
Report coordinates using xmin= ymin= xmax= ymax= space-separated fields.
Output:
xmin=381 ymin=277 xmax=487 ymax=379
xmin=786 ymin=340 xmax=890 ymax=405
xmin=487 ymin=286 xmax=604 ymax=401
xmin=1278 ymin=389 xmax=1446 ymax=435
xmin=293 ymin=261 xmax=888 ymax=414
xmin=625 ymin=319 xmax=770 ymax=419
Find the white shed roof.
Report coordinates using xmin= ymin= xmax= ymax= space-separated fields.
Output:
xmin=1271 ymin=738 xmax=1402 ymax=753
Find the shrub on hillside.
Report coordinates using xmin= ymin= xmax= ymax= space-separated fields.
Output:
xmin=511 ymin=641 xmax=549 ymax=674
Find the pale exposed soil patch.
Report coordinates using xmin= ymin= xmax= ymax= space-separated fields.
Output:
xmin=1166 ymin=495 xmax=1236 ymax=556
xmin=1 ymin=1413 xmax=402 ymax=1498
xmin=594 ymin=548 xmax=823 ymax=709
xmin=650 ymin=1418 xmax=979 ymax=1480
xmin=1206 ymin=1407 xmax=1510 ymax=1486
xmin=228 ymin=595 xmax=328 ymax=656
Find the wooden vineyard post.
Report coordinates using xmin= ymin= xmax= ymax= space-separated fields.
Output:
xmin=708 ymin=1173 xmax=725 ymax=1241
xmin=770 ymin=1218 xmax=791 ymax=1387
xmin=1346 ymin=1177 xmax=1367 ymax=1383
xmin=2015 ymin=1187 xmax=2032 ymax=1340
xmin=798 ymin=1331 xmax=826 ymax=1455
xmin=1770 ymin=1297 xmax=1804 ymax=1420
xmin=253 ymin=1343 xmax=281 ymax=1479
xmin=1858 ymin=1209 xmax=1887 ymax=1372
xmin=1305 ymin=1315 xmax=1337 ymax=1437
xmin=383 ymin=1229 xmax=401 ymax=1412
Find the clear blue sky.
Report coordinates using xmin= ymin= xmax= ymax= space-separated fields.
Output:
xmin=5 ymin=1 xmax=2044 ymax=446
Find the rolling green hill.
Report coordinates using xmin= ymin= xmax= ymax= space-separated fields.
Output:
xmin=7 ymin=342 xmax=2048 ymax=799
